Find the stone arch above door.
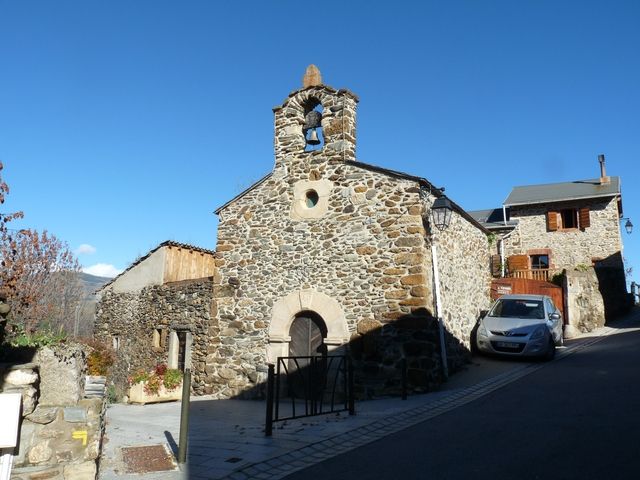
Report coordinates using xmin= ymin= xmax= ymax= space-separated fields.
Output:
xmin=268 ymin=289 xmax=350 ymax=363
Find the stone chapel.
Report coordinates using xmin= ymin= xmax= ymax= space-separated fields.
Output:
xmin=96 ymin=66 xmax=492 ymax=399
xmin=208 ymin=66 xmax=491 ymax=398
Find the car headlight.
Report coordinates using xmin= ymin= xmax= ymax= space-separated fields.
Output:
xmin=530 ymin=327 xmax=546 ymax=340
xmin=478 ymin=323 xmax=488 ymax=338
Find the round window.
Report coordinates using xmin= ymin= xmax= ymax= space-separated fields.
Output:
xmin=305 ymin=190 xmax=319 ymax=208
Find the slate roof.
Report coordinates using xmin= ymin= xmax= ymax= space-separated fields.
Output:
xmin=96 ymin=241 xmax=216 ymax=293
xmin=504 ymin=177 xmax=621 ymax=207
xmin=467 ymin=208 xmax=518 ymax=230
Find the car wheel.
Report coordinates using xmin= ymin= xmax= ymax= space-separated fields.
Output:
xmin=544 ymin=337 xmax=556 ymax=361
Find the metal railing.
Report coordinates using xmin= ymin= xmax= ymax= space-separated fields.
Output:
xmin=265 ymin=355 xmax=355 ymax=436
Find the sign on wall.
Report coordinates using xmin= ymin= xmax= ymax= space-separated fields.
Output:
xmin=0 ymin=393 xmax=22 ymax=480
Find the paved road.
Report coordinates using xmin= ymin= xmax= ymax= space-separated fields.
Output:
xmin=285 ymin=326 xmax=640 ymax=480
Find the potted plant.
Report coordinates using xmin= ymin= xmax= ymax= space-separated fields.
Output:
xmin=128 ymin=364 xmax=183 ymax=405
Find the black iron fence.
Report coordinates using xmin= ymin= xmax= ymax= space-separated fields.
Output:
xmin=265 ymin=355 xmax=355 ymax=436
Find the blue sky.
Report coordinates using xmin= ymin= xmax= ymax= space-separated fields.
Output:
xmin=0 ymin=0 xmax=638 ymax=281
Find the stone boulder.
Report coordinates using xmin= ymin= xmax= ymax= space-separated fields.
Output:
xmin=36 ymin=345 xmax=86 ymax=407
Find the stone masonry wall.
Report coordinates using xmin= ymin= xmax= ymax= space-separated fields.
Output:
xmin=436 ymin=210 xmax=492 ymax=370
xmin=95 ymin=278 xmax=215 ymax=397
xmin=503 ymin=197 xmax=623 ymax=270
xmin=214 ymin=159 xmax=439 ymax=398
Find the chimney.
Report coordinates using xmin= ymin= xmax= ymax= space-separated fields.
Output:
xmin=598 ymin=154 xmax=610 ymax=184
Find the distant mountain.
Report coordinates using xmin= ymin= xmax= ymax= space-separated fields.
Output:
xmin=71 ymin=273 xmax=112 ymax=336
xmin=78 ymin=272 xmax=112 ymax=298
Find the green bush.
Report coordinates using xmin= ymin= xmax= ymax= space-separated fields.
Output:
xmin=163 ymin=369 xmax=183 ymax=391
xmin=9 ymin=324 xmax=66 ymax=347
xmin=107 ymin=385 xmax=118 ymax=404
xmin=129 ymin=364 xmax=183 ymax=395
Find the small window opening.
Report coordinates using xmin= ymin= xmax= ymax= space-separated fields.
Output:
xmin=305 ymin=190 xmax=319 ymax=208
xmin=560 ymin=209 xmax=577 ymax=229
xmin=112 ymin=335 xmax=120 ymax=351
xmin=303 ymin=101 xmax=324 ymax=152
xmin=153 ymin=328 xmax=166 ymax=349
xmin=530 ymin=254 xmax=549 ymax=270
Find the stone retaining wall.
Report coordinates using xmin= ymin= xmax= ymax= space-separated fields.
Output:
xmin=0 ymin=344 xmax=104 ymax=480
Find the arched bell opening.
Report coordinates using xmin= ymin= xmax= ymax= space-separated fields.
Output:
xmin=303 ymin=98 xmax=324 ymax=152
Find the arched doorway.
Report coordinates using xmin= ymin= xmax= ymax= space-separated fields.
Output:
xmin=268 ymin=289 xmax=350 ymax=364
xmin=287 ymin=311 xmax=327 ymax=398
xmin=288 ymin=311 xmax=327 ymax=358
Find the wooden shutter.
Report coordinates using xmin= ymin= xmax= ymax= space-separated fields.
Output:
xmin=579 ymin=207 xmax=590 ymax=230
xmin=490 ymin=255 xmax=502 ymax=277
xmin=508 ymin=254 xmax=529 ymax=272
xmin=547 ymin=211 xmax=559 ymax=231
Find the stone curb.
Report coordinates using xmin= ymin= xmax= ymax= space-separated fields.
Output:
xmin=220 ymin=315 xmax=639 ymax=480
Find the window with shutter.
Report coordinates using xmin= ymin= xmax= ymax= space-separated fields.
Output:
xmin=579 ymin=207 xmax=590 ymax=229
xmin=547 ymin=211 xmax=559 ymax=231
xmin=508 ymin=254 xmax=529 ymax=272
xmin=560 ymin=209 xmax=577 ymax=229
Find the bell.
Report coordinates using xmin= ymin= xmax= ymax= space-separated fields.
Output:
xmin=306 ymin=128 xmax=320 ymax=146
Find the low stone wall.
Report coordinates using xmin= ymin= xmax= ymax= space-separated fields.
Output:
xmin=0 ymin=344 xmax=104 ymax=480
xmin=564 ymin=269 xmax=606 ymax=337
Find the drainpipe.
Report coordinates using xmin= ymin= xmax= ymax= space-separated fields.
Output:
xmin=430 ymin=240 xmax=449 ymax=380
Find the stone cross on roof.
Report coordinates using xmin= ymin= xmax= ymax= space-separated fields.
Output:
xmin=302 ymin=65 xmax=322 ymax=88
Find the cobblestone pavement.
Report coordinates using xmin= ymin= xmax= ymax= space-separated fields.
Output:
xmin=99 ymin=310 xmax=640 ymax=480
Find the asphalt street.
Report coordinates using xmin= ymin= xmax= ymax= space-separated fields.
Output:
xmin=284 ymin=326 xmax=640 ymax=480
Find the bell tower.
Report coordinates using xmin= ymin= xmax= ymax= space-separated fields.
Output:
xmin=273 ymin=65 xmax=359 ymax=169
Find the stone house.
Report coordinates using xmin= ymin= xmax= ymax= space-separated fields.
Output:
xmin=470 ymin=155 xmax=629 ymax=326
xmin=207 ymin=66 xmax=492 ymax=398
xmin=95 ymin=241 xmax=217 ymax=397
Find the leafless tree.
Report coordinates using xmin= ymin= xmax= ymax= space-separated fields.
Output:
xmin=0 ymin=162 xmax=83 ymax=334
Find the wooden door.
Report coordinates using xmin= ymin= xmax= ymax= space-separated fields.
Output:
xmin=289 ymin=315 xmax=325 ymax=358
xmin=287 ymin=313 xmax=327 ymax=398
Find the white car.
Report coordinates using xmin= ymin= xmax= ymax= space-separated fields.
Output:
xmin=475 ymin=294 xmax=563 ymax=360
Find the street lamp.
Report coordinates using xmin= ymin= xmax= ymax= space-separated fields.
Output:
xmin=427 ymin=195 xmax=454 ymax=380
xmin=431 ymin=197 xmax=453 ymax=231
xmin=624 ymin=218 xmax=633 ymax=235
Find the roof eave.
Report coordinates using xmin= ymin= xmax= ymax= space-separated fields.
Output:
xmin=504 ymin=192 xmax=620 ymax=208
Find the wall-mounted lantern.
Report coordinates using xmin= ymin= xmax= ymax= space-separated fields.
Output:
xmin=624 ymin=218 xmax=633 ymax=234
xmin=431 ymin=197 xmax=453 ymax=231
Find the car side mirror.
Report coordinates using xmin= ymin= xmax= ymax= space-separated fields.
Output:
xmin=479 ymin=310 xmax=488 ymax=320
xmin=549 ymin=312 xmax=561 ymax=321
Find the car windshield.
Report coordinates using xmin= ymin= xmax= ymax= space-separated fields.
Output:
xmin=489 ymin=299 xmax=545 ymax=319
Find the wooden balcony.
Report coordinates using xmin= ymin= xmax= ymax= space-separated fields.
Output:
xmin=509 ymin=269 xmax=554 ymax=282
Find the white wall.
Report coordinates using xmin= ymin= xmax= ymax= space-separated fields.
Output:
xmin=105 ymin=248 xmax=167 ymax=293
